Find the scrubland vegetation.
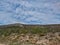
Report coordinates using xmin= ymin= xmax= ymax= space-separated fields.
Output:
xmin=0 ymin=24 xmax=60 ymax=45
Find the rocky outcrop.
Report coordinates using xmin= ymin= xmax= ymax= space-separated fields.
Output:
xmin=0 ymin=32 xmax=60 ymax=45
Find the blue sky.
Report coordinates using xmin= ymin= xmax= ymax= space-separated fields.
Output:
xmin=0 ymin=0 xmax=60 ymax=25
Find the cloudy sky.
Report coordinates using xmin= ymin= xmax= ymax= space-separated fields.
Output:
xmin=0 ymin=0 xmax=60 ymax=25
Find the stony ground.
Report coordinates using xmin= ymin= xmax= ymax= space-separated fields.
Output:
xmin=0 ymin=32 xmax=60 ymax=45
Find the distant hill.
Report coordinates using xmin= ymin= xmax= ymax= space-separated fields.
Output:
xmin=0 ymin=23 xmax=60 ymax=36
xmin=0 ymin=23 xmax=60 ymax=28
xmin=0 ymin=23 xmax=60 ymax=34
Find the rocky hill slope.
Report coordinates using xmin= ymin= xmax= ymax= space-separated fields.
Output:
xmin=0 ymin=23 xmax=60 ymax=45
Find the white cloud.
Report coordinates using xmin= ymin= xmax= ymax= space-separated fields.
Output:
xmin=0 ymin=0 xmax=60 ymax=25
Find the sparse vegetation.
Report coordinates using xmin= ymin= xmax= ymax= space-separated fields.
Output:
xmin=0 ymin=24 xmax=60 ymax=45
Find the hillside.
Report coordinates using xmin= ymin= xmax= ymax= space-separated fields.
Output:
xmin=0 ymin=23 xmax=60 ymax=45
